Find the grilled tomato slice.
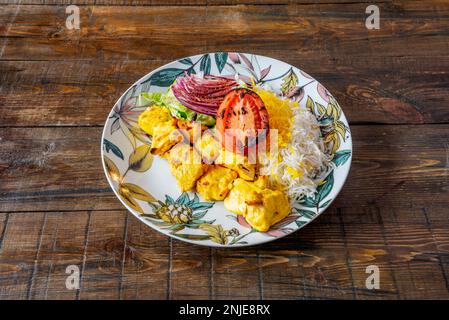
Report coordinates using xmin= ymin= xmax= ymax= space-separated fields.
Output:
xmin=216 ymin=88 xmax=269 ymax=155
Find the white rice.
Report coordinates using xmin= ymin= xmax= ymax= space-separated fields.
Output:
xmin=258 ymin=89 xmax=332 ymax=203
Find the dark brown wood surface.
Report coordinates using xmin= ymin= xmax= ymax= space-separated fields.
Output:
xmin=1 ymin=0 xmax=449 ymax=300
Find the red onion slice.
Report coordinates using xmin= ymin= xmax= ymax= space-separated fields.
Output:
xmin=171 ymin=73 xmax=240 ymax=116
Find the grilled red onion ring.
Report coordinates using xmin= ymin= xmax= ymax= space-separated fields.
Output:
xmin=171 ymin=73 xmax=240 ymax=116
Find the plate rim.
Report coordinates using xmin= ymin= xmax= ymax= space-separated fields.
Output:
xmin=100 ymin=52 xmax=353 ymax=248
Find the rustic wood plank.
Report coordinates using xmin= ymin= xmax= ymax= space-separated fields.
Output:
xmin=0 ymin=212 xmax=9 ymax=250
xmin=1 ymin=55 xmax=449 ymax=126
xmin=259 ymin=208 xmax=356 ymax=299
xmin=0 ymin=207 xmax=448 ymax=299
xmin=1 ymin=1 xmax=449 ymax=125
xmin=341 ymin=206 xmax=449 ymax=299
xmin=212 ymin=249 xmax=261 ymax=299
xmin=332 ymin=124 xmax=449 ymax=208
xmin=380 ymin=207 xmax=449 ymax=299
xmin=254 ymin=205 xmax=449 ymax=299
xmin=340 ymin=207 xmax=401 ymax=299
xmin=119 ymin=212 xmax=170 ymax=299
xmin=181 ymin=206 xmax=449 ymax=300
xmin=0 ymin=0 xmax=392 ymax=5
xmin=0 ymin=0 xmax=206 ymax=5
xmin=1 ymin=125 xmax=448 ymax=212
xmin=0 ymin=127 xmax=116 ymax=212
xmin=77 ymin=210 xmax=126 ymax=299
xmin=0 ymin=60 xmax=163 ymax=127
xmin=1 ymin=2 xmax=449 ymax=62
xmin=26 ymin=211 xmax=89 ymax=299
xmin=0 ymin=211 xmax=172 ymax=300
xmin=168 ymin=240 xmax=212 ymax=299
xmin=428 ymin=207 xmax=449 ymax=293
xmin=0 ymin=213 xmax=9 ymax=296
xmin=0 ymin=212 xmax=46 ymax=299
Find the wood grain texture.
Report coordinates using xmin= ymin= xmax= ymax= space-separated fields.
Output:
xmin=1 ymin=125 xmax=448 ymax=212
xmin=1 ymin=208 xmax=448 ymax=299
xmin=119 ymin=213 xmax=170 ymax=299
xmin=0 ymin=0 xmax=392 ymax=5
xmin=27 ymin=211 xmax=89 ymax=299
xmin=0 ymin=212 xmax=46 ymax=299
xmin=0 ymin=125 xmax=447 ymax=298
xmin=2 ymin=2 xmax=449 ymax=61
xmin=1 ymin=2 xmax=449 ymax=125
xmin=1 ymin=56 xmax=449 ymax=126
xmin=76 ymin=210 xmax=126 ymax=299
xmin=1 ymin=0 xmax=449 ymax=300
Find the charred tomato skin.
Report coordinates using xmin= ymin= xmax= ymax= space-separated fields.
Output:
xmin=216 ymin=88 xmax=269 ymax=155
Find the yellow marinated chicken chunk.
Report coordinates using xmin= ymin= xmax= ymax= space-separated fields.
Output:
xmin=197 ymin=166 xmax=238 ymax=201
xmin=150 ymin=124 xmax=183 ymax=156
xmin=224 ymin=177 xmax=290 ymax=232
xmin=194 ymin=130 xmax=222 ymax=164
xmin=138 ymin=106 xmax=174 ymax=136
xmin=176 ymin=119 xmax=206 ymax=144
xmin=138 ymin=106 xmax=183 ymax=156
xmin=215 ymin=148 xmax=256 ymax=181
xmin=168 ymin=143 xmax=205 ymax=192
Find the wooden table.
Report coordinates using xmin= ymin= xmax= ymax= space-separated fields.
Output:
xmin=1 ymin=0 xmax=448 ymax=300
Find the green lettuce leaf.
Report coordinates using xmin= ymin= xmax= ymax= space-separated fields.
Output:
xmin=196 ymin=113 xmax=216 ymax=126
xmin=162 ymin=88 xmax=195 ymax=121
xmin=137 ymin=92 xmax=163 ymax=107
xmin=137 ymin=89 xmax=216 ymax=127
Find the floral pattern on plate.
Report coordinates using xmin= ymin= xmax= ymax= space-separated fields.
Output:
xmin=101 ymin=52 xmax=352 ymax=247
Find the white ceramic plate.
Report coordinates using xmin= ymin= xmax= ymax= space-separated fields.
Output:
xmin=101 ymin=52 xmax=352 ymax=247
